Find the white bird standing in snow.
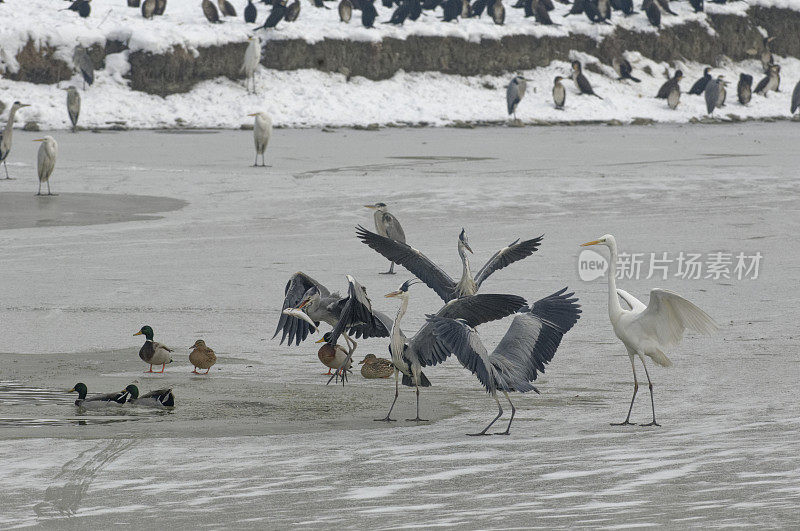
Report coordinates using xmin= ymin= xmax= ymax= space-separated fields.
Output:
xmin=241 ymin=35 xmax=261 ymax=93
xmin=34 ymin=136 xmax=58 ymax=196
xmin=0 ymin=101 xmax=30 ymax=180
xmin=248 ymin=112 xmax=272 ymax=166
xmin=581 ymin=234 xmax=718 ymax=427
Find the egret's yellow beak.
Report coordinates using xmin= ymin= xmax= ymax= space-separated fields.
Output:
xmin=315 ymin=338 xmax=325 ymax=344
xmin=385 ymin=290 xmax=402 ymax=298
xmin=580 ymin=240 xmax=601 ymax=247
xmin=33 ymin=138 xmax=45 ymax=142
xmin=247 ymin=113 xmax=257 ymax=116
xmin=133 ymin=331 xmax=143 ymax=336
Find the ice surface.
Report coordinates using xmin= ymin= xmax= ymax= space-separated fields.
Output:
xmin=0 ymin=125 xmax=799 ymax=527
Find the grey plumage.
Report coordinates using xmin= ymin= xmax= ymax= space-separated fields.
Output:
xmin=66 ymin=86 xmax=81 ymax=132
xmin=202 ymin=0 xmax=221 ymax=22
xmin=704 ymin=76 xmax=721 ymax=114
xmin=366 ymin=203 xmax=406 ymax=274
xmin=141 ymin=0 xmax=156 ymax=17
xmin=760 ymin=36 xmax=774 ymax=73
xmin=154 ymin=0 xmax=167 ymax=14
xmin=284 ymin=0 xmax=301 ymax=21
xmin=429 ymin=288 xmax=581 ymax=435
xmin=72 ymin=45 xmax=94 ymax=89
xmin=506 ymin=75 xmax=527 ymax=118
xmin=791 ymin=79 xmax=800 ymax=115
xmin=218 ymin=0 xmax=237 ymax=15
xmin=667 ymin=85 xmax=680 ymax=109
xmin=356 ymin=225 xmax=543 ymax=303
xmin=0 ymin=101 xmax=30 ymax=180
xmin=490 ymin=0 xmax=504 ymax=23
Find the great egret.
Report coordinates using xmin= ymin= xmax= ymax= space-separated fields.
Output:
xmin=429 ymin=288 xmax=581 ymax=435
xmin=248 ymin=111 xmax=272 ymax=166
xmin=66 ymin=86 xmax=81 ymax=132
xmin=581 ymin=235 xmax=718 ymax=426
xmin=506 ymin=75 xmax=527 ymax=120
xmin=241 ymin=36 xmax=261 ymax=93
xmin=34 ymin=136 xmax=58 ymax=196
xmin=364 ymin=203 xmax=406 ymax=274
xmin=1 ymin=101 xmax=30 ymax=180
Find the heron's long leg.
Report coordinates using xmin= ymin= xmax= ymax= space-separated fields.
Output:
xmin=375 ymin=369 xmax=399 ymax=422
xmin=3 ymin=160 xmax=10 ymax=179
xmin=47 ymin=181 xmax=52 ymax=195
xmin=611 ymin=355 xmax=638 ymax=426
xmin=639 ymin=357 xmax=660 ymax=427
xmin=406 ymin=382 xmax=428 ymax=422
xmin=494 ymin=392 xmax=516 ymax=435
xmin=326 ymin=334 xmax=357 ymax=386
xmin=380 ymin=261 xmax=396 ymax=275
xmin=468 ymin=393 xmax=502 ymax=436
xmin=254 ymin=152 xmax=258 ymax=167
xmin=37 ymin=181 xmax=41 ymax=195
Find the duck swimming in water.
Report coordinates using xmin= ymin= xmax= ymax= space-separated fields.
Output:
xmin=123 ymin=384 xmax=175 ymax=407
xmin=69 ymin=382 xmax=127 ymax=408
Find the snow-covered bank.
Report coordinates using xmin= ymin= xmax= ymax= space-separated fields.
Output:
xmin=2 ymin=56 xmax=799 ymax=129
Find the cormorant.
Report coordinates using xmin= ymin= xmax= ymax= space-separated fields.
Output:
xmin=572 ymin=61 xmax=602 ymax=98
xmin=362 ymin=0 xmax=377 ymax=26
xmin=442 ymin=0 xmax=460 ymax=20
xmin=656 ymin=69 xmax=682 ymax=99
xmin=736 ymin=73 xmax=752 ymax=105
xmin=553 ymin=76 xmax=566 ymax=109
xmin=385 ymin=1 xmax=410 ymax=23
xmin=245 ymin=0 xmax=257 ymax=21
xmin=218 ymin=0 xmax=237 ymax=16
xmin=688 ymin=67 xmax=712 ymax=95
xmin=202 ymin=0 xmax=222 ymax=22
xmin=339 ymin=0 xmax=353 ymax=21
xmin=261 ymin=0 xmax=287 ymax=27
xmin=642 ymin=0 xmax=660 ymax=27
xmin=613 ymin=57 xmax=640 ymax=82
xmin=284 ymin=0 xmax=301 ymax=20
xmin=754 ymin=64 xmax=780 ymax=96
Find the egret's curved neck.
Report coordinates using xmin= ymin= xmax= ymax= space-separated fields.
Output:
xmin=606 ymin=242 xmax=623 ymax=319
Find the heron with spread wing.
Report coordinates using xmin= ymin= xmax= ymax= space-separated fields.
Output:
xmin=274 ymin=272 xmax=390 ymax=376
xmin=581 ymin=235 xmax=718 ymax=426
xmin=429 ymin=288 xmax=581 ymax=435
xmin=380 ymin=279 xmax=527 ymax=423
xmin=356 ymin=225 xmax=543 ymax=302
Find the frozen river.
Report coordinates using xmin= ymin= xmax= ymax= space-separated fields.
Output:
xmin=0 ymin=124 xmax=798 ymax=528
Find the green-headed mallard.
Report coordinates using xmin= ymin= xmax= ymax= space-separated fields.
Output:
xmin=134 ymin=325 xmax=174 ymax=373
xmin=359 ymin=354 xmax=394 ymax=379
xmin=123 ymin=384 xmax=175 ymax=407
xmin=189 ymin=339 xmax=216 ymax=375
xmin=69 ymin=382 xmax=127 ymax=408
xmin=316 ymin=332 xmax=352 ymax=379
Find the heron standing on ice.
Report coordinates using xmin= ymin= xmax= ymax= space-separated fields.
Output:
xmin=580 ymin=235 xmax=718 ymax=426
xmin=241 ymin=35 xmax=261 ymax=93
xmin=248 ymin=112 xmax=272 ymax=166
xmin=364 ymin=203 xmax=406 ymax=275
xmin=66 ymin=86 xmax=81 ymax=132
xmin=1 ymin=101 xmax=30 ymax=180
xmin=34 ymin=136 xmax=58 ymax=196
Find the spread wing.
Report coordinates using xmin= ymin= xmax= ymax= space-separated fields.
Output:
xmin=356 ymin=225 xmax=456 ymax=302
xmin=273 ymin=272 xmax=330 ymax=345
xmin=616 ymin=288 xmax=646 ymax=312
xmin=473 ymin=235 xmax=543 ymax=288
xmin=411 ymin=293 xmax=527 ymax=366
xmin=381 ymin=212 xmax=406 ymax=243
xmin=329 ymin=275 xmax=390 ymax=343
xmin=631 ymin=288 xmax=718 ymax=350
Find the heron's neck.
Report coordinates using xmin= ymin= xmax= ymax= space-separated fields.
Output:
xmin=606 ymin=242 xmax=623 ymax=318
xmin=458 ymin=244 xmax=473 ymax=280
xmin=393 ymin=296 xmax=408 ymax=332
xmin=4 ymin=108 xmax=18 ymax=134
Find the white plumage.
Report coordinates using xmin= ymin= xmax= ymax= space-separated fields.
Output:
xmin=241 ymin=36 xmax=261 ymax=93
xmin=248 ymin=111 xmax=272 ymax=167
xmin=35 ymin=136 xmax=58 ymax=196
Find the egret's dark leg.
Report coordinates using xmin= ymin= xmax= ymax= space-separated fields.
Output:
xmin=254 ymin=152 xmax=258 ymax=167
xmin=375 ymin=369 xmax=399 ymax=422
xmin=469 ymin=393 xmax=502 ymax=436
xmin=494 ymin=392 xmax=516 ymax=435
xmin=639 ymin=358 xmax=660 ymax=427
xmin=611 ymin=355 xmax=638 ymax=426
xmin=3 ymin=160 xmax=10 ymax=179
xmin=47 ymin=181 xmax=52 ymax=195
xmin=406 ymin=383 xmax=428 ymax=422
xmin=36 ymin=181 xmax=42 ymax=195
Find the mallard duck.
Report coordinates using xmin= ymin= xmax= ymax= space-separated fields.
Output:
xmin=359 ymin=354 xmax=394 ymax=379
xmin=123 ymin=384 xmax=175 ymax=407
xmin=189 ymin=339 xmax=217 ymax=374
xmin=134 ymin=325 xmax=174 ymax=373
xmin=69 ymin=382 xmax=127 ymax=407
xmin=316 ymin=332 xmax=353 ymax=379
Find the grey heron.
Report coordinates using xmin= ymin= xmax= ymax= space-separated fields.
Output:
xmin=72 ymin=45 xmax=94 ymax=89
xmin=581 ymin=235 xmax=717 ymax=426
xmin=429 ymin=287 xmax=581 ymax=435
xmin=379 ymin=279 xmax=526 ymax=422
xmin=202 ymin=0 xmax=221 ymax=22
xmin=704 ymin=75 xmax=723 ymax=115
xmin=34 ymin=136 xmax=58 ymax=196
xmin=364 ymin=203 xmax=406 ymax=275
xmin=218 ymin=0 xmax=237 ymax=16
xmin=0 ymin=101 xmax=30 ymax=180
xmin=273 ymin=273 xmax=390 ymax=374
xmin=248 ymin=111 xmax=272 ymax=166
xmin=571 ymin=61 xmax=602 ymax=99
xmin=241 ymin=36 xmax=261 ymax=93
xmin=506 ymin=75 xmax=527 ymax=120
xmin=356 ymin=225 xmax=543 ymax=303
xmin=792 ymin=79 xmax=800 ymax=115
xmin=688 ymin=67 xmax=712 ymax=95
xmin=755 ymin=64 xmax=780 ymax=97
xmin=657 ymin=69 xmax=682 ymax=99
xmin=66 ymin=86 xmax=81 ymax=132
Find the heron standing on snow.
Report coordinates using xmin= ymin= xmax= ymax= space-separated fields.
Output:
xmin=580 ymin=235 xmax=718 ymax=426
xmin=73 ymin=45 xmax=94 ymax=89
xmin=248 ymin=111 xmax=272 ymax=166
xmin=506 ymin=75 xmax=527 ymax=120
xmin=241 ymin=35 xmax=261 ymax=93
xmin=1 ymin=101 xmax=30 ymax=180
xmin=364 ymin=203 xmax=406 ymax=275
xmin=34 ymin=136 xmax=58 ymax=196
xmin=66 ymin=86 xmax=81 ymax=132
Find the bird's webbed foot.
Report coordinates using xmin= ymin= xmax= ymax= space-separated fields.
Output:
xmin=610 ymin=420 xmax=637 ymax=426
xmin=640 ymin=421 xmax=661 ymax=427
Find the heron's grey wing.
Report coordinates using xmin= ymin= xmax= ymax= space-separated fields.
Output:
xmin=356 ymin=225 xmax=456 ymax=302
xmin=381 ymin=212 xmax=406 ymax=243
xmin=489 ymin=288 xmax=581 ymax=392
xmin=273 ymin=272 xmax=329 ymax=345
xmin=791 ymin=80 xmax=800 ymax=113
xmin=506 ymin=81 xmax=519 ymax=114
xmin=616 ymin=288 xmax=646 ymax=312
xmin=429 ymin=317 xmax=494 ymax=391
xmin=329 ymin=275 xmax=390 ymax=343
xmin=473 ymin=235 xmax=544 ymax=288
xmin=74 ymin=49 xmax=94 ymax=83
xmin=411 ymin=293 xmax=527 ymax=366
xmin=347 ymin=309 xmax=394 ymax=340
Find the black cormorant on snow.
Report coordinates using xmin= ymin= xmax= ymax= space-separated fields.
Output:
xmin=688 ymin=67 xmax=712 ymax=95
xmin=754 ymin=64 xmax=780 ymax=96
xmin=656 ymin=69 xmax=682 ymax=99
xmin=689 ymin=0 xmax=703 ymax=12
xmin=613 ymin=57 xmax=640 ymax=82
xmin=737 ymin=73 xmax=752 ymax=105
xmin=442 ymin=0 xmax=460 ymax=20
xmin=141 ymin=0 xmax=156 ymax=18
xmin=385 ymin=1 xmax=410 ymax=23
xmin=571 ymin=61 xmax=603 ymax=99
xmin=642 ymin=0 xmax=660 ymax=27
xmin=791 ymin=80 xmax=800 ymax=115
xmin=261 ymin=0 xmax=287 ymax=27
xmin=245 ymin=0 xmax=257 ymax=21
xmin=362 ymin=0 xmax=377 ymax=26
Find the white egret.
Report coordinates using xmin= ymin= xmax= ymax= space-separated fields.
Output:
xmin=581 ymin=234 xmax=718 ymax=426
xmin=0 ymin=101 xmax=30 ymax=180
xmin=66 ymin=86 xmax=81 ymax=132
xmin=34 ymin=136 xmax=58 ymax=196
xmin=241 ymin=36 xmax=261 ymax=93
xmin=248 ymin=111 xmax=272 ymax=166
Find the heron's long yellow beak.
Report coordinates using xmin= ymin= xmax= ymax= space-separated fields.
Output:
xmin=133 ymin=331 xmax=143 ymax=336
xmin=315 ymin=338 xmax=325 ymax=344
xmin=364 ymin=205 xmax=377 ymax=209
xmin=33 ymin=138 xmax=45 ymax=142
xmin=580 ymin=240 xmax=601 ymax=247
xmin=247 ymin=113 xmax=258 ymax=116
xmin=296 ymin=299 xmax=310 ymax=309
xmin=385 ymin=290 xmax=402 ymax=298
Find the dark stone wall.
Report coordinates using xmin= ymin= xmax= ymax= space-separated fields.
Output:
xmin=4 ymin=7 xmax=799 ymax=94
